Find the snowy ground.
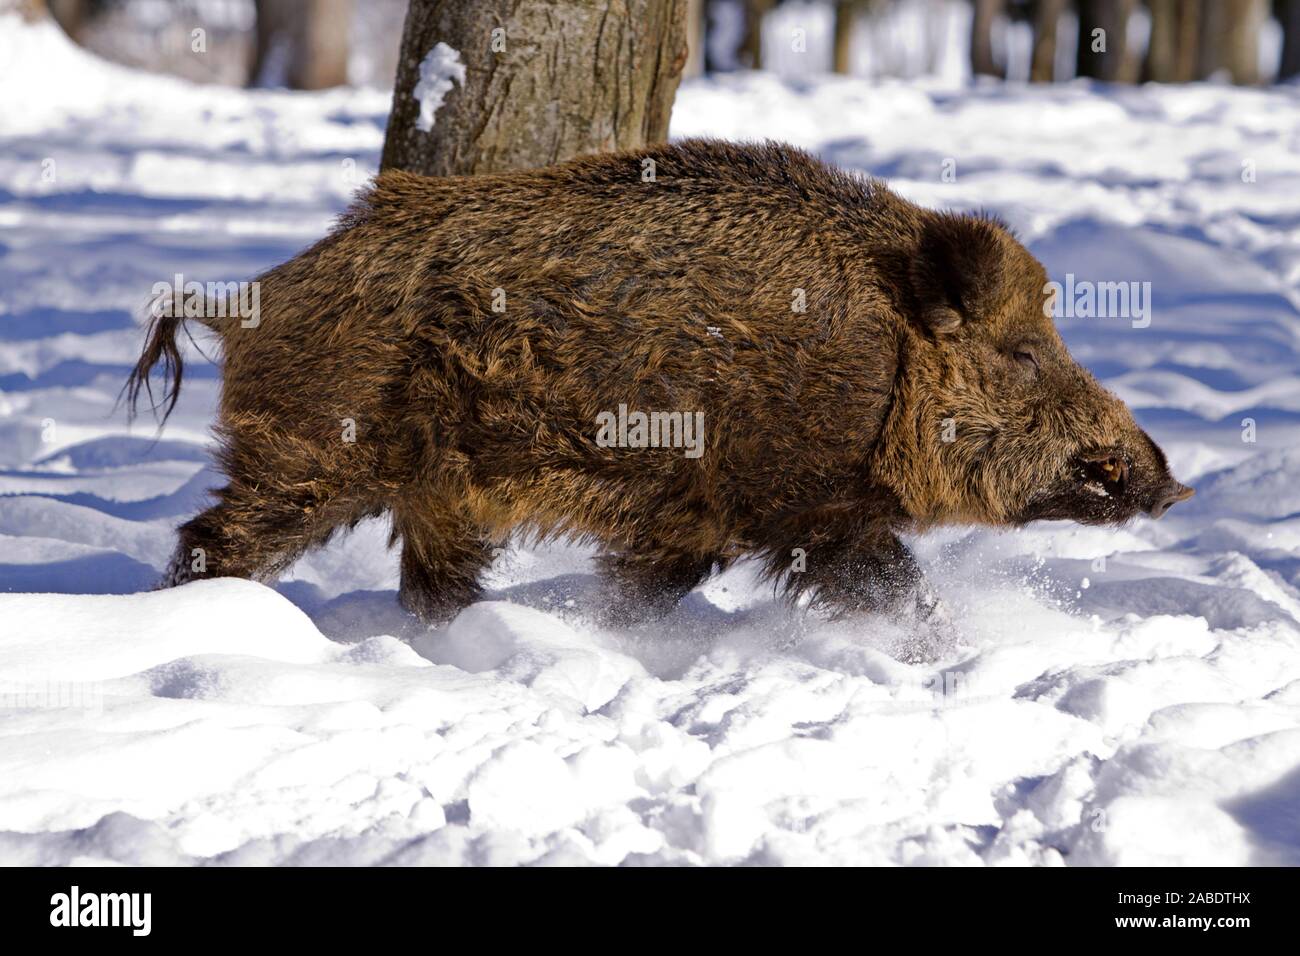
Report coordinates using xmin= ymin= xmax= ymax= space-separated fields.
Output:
xmin=3 ymin=17 xmax=1300 ymax=866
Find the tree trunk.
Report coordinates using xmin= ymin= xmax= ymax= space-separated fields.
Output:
xmin=381 ymin=0 xmax=689 ymax=178
xmin=1076 ymin=0 xmax=1139 ymax=81
xmin=1030 ymin=0 xmax=1066 ymax=82
xmin=46 ymin=0 xmax=87 ymax=40
xmin=684 ymin=0 xmax=706 ymax=76
xmin=251 ymin=0 xmax=352 ymax=90
xmin=1196 ymin=0 xmax=1224 ymax=77
xmin=971 ymin=0 xmax=1006 ymax=78
xmin=1145 ymin=0 xmax=1200 ymax=82
xmin=703 ymin=0 xmax=726 ymax=72
xmin=738 ymin=0 xmax=774 ymax=69
xmin=1281 ymin=0 xmax=1300 ymax=80
xmin=833 ymin=1 xmax=858 ymax=74
xmin=1220 ymin=0 xmax=1266 ymax=83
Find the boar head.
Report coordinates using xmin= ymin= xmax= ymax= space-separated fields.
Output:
xmin=874 ymin=212 xmax=1193 ymax=529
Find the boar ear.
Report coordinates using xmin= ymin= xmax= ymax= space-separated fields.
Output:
xmin=911 ymin=212 xmax=1007 ymax=334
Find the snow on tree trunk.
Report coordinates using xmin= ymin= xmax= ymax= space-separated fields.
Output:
xmin=381 ymin=0 xmax=690 ymax=178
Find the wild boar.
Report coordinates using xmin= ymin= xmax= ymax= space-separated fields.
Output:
xmin=126 ymin=139 xmax=1193 ymax=640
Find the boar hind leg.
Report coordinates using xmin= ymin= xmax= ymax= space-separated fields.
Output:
xmin=391 ymin=500 xmax=493 ymax=625
xmin=597 ymin=550 xmax=718 ymax=627
xmin=161 ymin=480 xmax=374 ymax=587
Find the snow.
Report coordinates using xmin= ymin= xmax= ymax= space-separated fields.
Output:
xmin=3 ymin=14 xmax=1300 ymax=865
xmin=412 ymin=42 xmax=465 ymax=133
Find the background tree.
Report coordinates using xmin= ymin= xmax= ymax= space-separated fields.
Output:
xmin=1030 ymin=0 xmax=1067 ymax=82
xmin=1145 ymin=0 xmax=1200 ymax=83
xmin=684 ymin=0 xmax=706 ymax=76
xmin=737 ymin=0 xmax=775 ymax=69
xmin=1281 ymin=0 xmax=1300 ymax=80
xmin=971 ymin=0 xmax=1006 ymax=78
xmin=46 ymin=0 xmax=88 ymax=40
xmin=1218 ymin=0 xmax=1268 ymax=84
xmin=1076 ymin=0 xmax=1140 ymax=81
xmin=833 ymin=0 xmax=871 ymax=74
xmin=381 ymin=0 xmax=689 ymax=177
xmin=250 ymin=0 xmax=353 ymax=90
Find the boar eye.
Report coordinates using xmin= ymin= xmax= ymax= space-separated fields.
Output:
xmin=1011 ymin=347 xmax=1039 ymax=373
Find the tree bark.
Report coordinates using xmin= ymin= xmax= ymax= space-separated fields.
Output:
xmin=684 ymin=0 xmax=706 ymax=76
xmin=1196 ymin=0 xmax=1225 ymax=77
xmin=1281 ymin=0 xmax=1300 ymax=81
xmin=1030 ymin=0 xmax=1066 ymax=82
xmin=737 ymin=0 xmax=774 ymax=69
xmin=1220 ymin=0 xmax=1266 ymax=84
xmin=381 ymin=0 xmax=689 ymax=178
xmin=1076 ymin=0 xmax=1139 ymax=81
xmin=1144 ymin=0 xmax=1200 ymax=82
xmin=46 ymin=0 xmax=87 ymax=40
xmin=971 ymin=0 xmax=1005 ymax=78
xmin=251 ymin=0 xmax=352 ymax=90
xmin=1174 ymin=0 xmax=1201 ymax=80
xmin=833 ymin=0 xmax=859 ymax=74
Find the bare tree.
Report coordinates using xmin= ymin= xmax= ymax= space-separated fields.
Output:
xmin=45 ymin=0 xmax=88 ymax=40
xmin=971 ymin=0 xmax=1006 ymax=78
xmin=1076 ymin=0 xmax=1139 ymax=81
xmin=1220 ymin=0 xmax=1267 ymax=83
xmin=1195 ymin=0 xmax=1226 ymax=77
xmin=684 ymin=0 xmax=706 ymax=76
xmin=1281 ymin=0 xmax=1300 ymax=81
xmin=1145 ymin=0 xmax=1200 ymax=83
xmin=1030 ymin=0 xmax=1067 ymax=82
xmin=737 ymin=0 xmax=775 ymax=69
xmin=833 ymin=0 xmax=861 ymax=74
xmin=381 ymin=0 xmax=689 ymax=178
xmin=250 ymin=0 xmax=353 ymax=90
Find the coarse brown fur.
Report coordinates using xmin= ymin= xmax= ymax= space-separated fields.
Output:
xmin=126 ymin=139 xmax=1193 ymax=633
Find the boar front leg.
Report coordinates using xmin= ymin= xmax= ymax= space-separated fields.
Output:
xmin=795 ymin=528 xmax=923 ymax=613
xmin=794 ymin=528 xmax=953 ymax=661
xmin=392 ymin=500 xmax=494 ymax=625
xmin=596 ymin=549 xmax=719 ymax=627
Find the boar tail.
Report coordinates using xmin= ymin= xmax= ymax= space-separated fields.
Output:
xmin=122 ymin=282 xmax=234 ymax=424
xmin=122 ymin=306 xmax=187 ymax=425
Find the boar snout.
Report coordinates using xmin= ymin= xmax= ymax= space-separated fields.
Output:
xmin=1076 ymin=432 xmax=1193 ymax=522
xmin=1146 ymin=481 xmax=1194 ymax=519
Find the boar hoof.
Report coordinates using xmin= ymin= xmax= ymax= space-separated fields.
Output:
xmin=157 ymin=546 xmax=199 ymax=590
xmin=891 ymin=588 xmax=958 ymax=665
